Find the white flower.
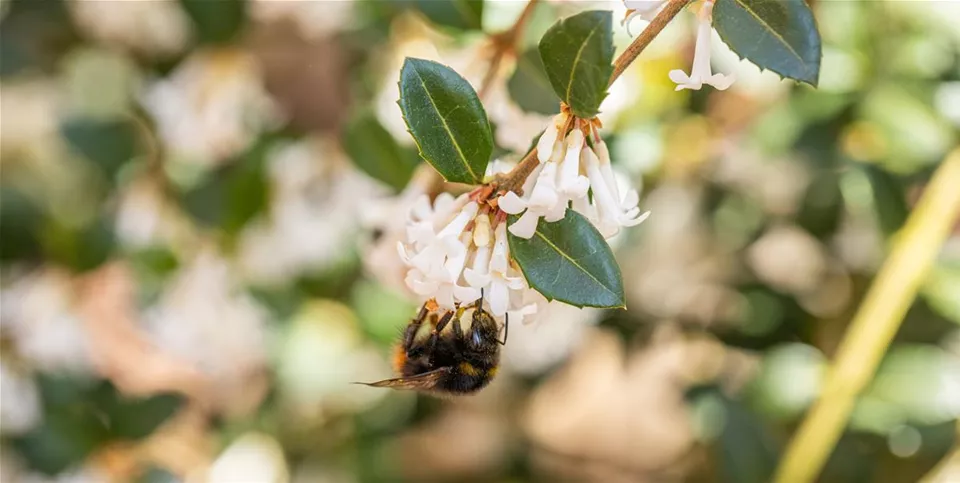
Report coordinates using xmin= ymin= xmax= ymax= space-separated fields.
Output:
xmin=398 ymin=193 xmax=539 ymax=322
xmin=668 ymin=0 xmax=735 ymax=91
xmin=141 ymin=49 xmax=283 ymax=166
xmin=499 ymin=113 xmax=650 ymax=240
xmin=498 ymin=114 xmax=579 ymax=239
xmin=238 ymin=138 xmax=384 ymax=286
xmin=70 ymin=0 xmax=190 ymax=56
xmin=622 ymin=0 xmax=668 ymax=36
xmin=579 ymin=140 xmax=651 ymax=238
xmin=251 ymin=0 xmax=354 ymax=40
xmin=144 ymin=250 xmax=269 ymax=387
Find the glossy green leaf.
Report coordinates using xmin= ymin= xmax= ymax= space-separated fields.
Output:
xmin=414 ymin=0 xmax=483 ymax=30
xmin=399 ymin=58 xmax=493 ymax=185
xmin=507 ymin=48 xmax=561 ymax=115
xmin=179 ymin=0 xmax=247 ymax=44
xmin=537 ymin=10 xmax=614 ymax=119
xmin=343 ymin=112 xmax=420 ymax=192
xmin=713 ymin=0 xmax=822 ymax=86
xmin=508 ymin=209 xmax=624 ymax=308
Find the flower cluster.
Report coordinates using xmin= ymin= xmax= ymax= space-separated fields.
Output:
xmin=499 ymin=112 xmax=650 ymax=240
xmin=397 ymin=192 xmax=542 ymax=323
xmin=623 ymin=0 xmax=734 ymax=91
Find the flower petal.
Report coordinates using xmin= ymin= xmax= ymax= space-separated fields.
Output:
xmin=508 ymin=209 xmax=541 ymax=239
xmin=669 ymin=69 xmax=700 ymax=91
xmin=498 ymin=191 xmax=528 ymax=215
xmin=544 ymin=200 xmax=567 ymax=222
xmin=621 ymin=189 xmax=639 ymax=210
xmin=536 ymin=126 xmax=559 ymax=163
xmin=621 ymin=210 xmax=651 ymax=227
xmin=487 ymin=281 xmax=510 ymax=316
xmin=406 ymin=270 xmax=438 ymax=295
xmin=706 ymin=73 xmax=735 ymax=90
xmin=528 ymin=163 xmax=559 ymax=210
xmin=453 ymin=284 xmax=482 ymax=304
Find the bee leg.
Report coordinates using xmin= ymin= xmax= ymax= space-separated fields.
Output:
xmin=473 ymin=288 xmax=485 ymax=310
xmin=422 ymin=310 xmax=455 ymax=355
xmin=403 ymin=304 xmax=430 ymax=349
xmin=451 ymin=314 xmax=465 ymax=341
xmin=498 ymin=313 xmax=509 ymax=346
xmin=434 ymin=310 xmax=454 ymax=333
xmin=402 ymin=304 xmax=433 ymax=358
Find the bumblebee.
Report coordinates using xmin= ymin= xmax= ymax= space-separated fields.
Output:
xmin=359 ymin=295 xmax=507 ymax=395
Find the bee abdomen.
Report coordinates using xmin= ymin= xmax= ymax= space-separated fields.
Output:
xmin=437 ymin=362 xmax=497 ymax=394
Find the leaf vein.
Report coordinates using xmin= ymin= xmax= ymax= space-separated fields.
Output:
xmin=732 ymin=0 xmax=804 ymax=65
xmin=564 ymin=20 xmax=604 ymax=105
xmin=533 ymin=230 xmax=617 ymax=299
xmin=411 ymin=67 xmax=479 ymax=182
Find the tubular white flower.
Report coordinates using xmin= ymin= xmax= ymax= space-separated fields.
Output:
xmin=487 ymin=224 xmax=526 ymax=316
xmin=398 ymin=192 xmax=542 ymax=324
xmin=502 ymin=115 xmax=651 ymax=241
xmin=668 ymin=0 xmax=735 ymax=91
xmin=622 ymin=0 xmax=668 ymax=37
xmin=581 ymin=145 xmax=651 ymax=238
xmin=499 ymin=161 xmax=563 ymax=239
xmin=557 ymin=130 xmax=590 ymax=199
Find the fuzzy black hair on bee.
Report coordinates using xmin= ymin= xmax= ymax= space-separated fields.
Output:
xmin=357 ymin=292 xmax=507 ymax=395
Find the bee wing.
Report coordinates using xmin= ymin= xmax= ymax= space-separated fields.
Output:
xmin=354 ymin=367 xmax=451 ymax=391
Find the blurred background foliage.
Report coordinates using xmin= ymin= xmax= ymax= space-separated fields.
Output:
xmin=0 ymin=0 xmax=959 ymax=482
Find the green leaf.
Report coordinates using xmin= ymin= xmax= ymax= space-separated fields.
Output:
xmin=399 ymin=58 xmax=493 ymax=185
xmin=508 ymin=209 xmax=624 ymax=308
xmin=414 ymin=0 xmax=483 ymax=30
xmin=507 ymin=48 xmax=561 ymax=115
xmin=537 ymin=10 xmax=614 ymax=119
xmin=862 ymin=165 xmax=908 ymax=237
xmin=179 ymin=0 xmax=247 ymax=44
xmin=104 ymin=392 xmax=185 ymax=440
xmin=179 ymin=137 xmax=270 ymax=236
xmin=0 ymin=185 xmax=45 ymax=262
xmin=687 ymin=386 xmax=779 ymax=483
xmin=61 ymin=117 xmax=141 ymax=182
xmin=41 ymin=214 xmax=116 ymax=273
xmin=923 ymin=261 xmax=960 ymax=326
xmin=713 ymin=0 xmax=822 ymax=86
xmin=343 ymin=112 xmax=420 ymax=192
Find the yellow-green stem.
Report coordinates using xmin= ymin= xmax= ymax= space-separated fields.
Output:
xmin=773 ymin=149 xmax=960 ymax=483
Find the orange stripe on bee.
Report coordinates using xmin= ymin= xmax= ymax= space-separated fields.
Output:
xmin=392 ymin=344 xmax=408 ymax=373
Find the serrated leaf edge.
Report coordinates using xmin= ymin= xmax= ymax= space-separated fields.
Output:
xmin=539 ymin=10 xmax=614 ymax=119
xmin=398 ymin=58 xmax=488 ymax=185
xmin=714 ymin=0 xmax=822 ymax=86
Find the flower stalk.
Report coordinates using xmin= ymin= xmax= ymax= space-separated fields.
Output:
xmin=773 ymin=149 xmax=960 ymax=483
xmin=491 ymin=0 xmax=690 ymax=196
xmin=610 ymin=0 xmax=691 ymax=86
xmin=478 ymin=0 xmax=540 ymax=100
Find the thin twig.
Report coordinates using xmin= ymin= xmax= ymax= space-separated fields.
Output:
xmin=491 ymin=0 xmax=690 ymax=195
xmin=478 ymin=0 xmax=540 ymax=99
xmin=495 ymin=148 xmax=541 ymax=196
xmin=772 ymin=149 xmax=960 ymax=483
xmin=610 ymin=0 xmax=691 ymax=86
